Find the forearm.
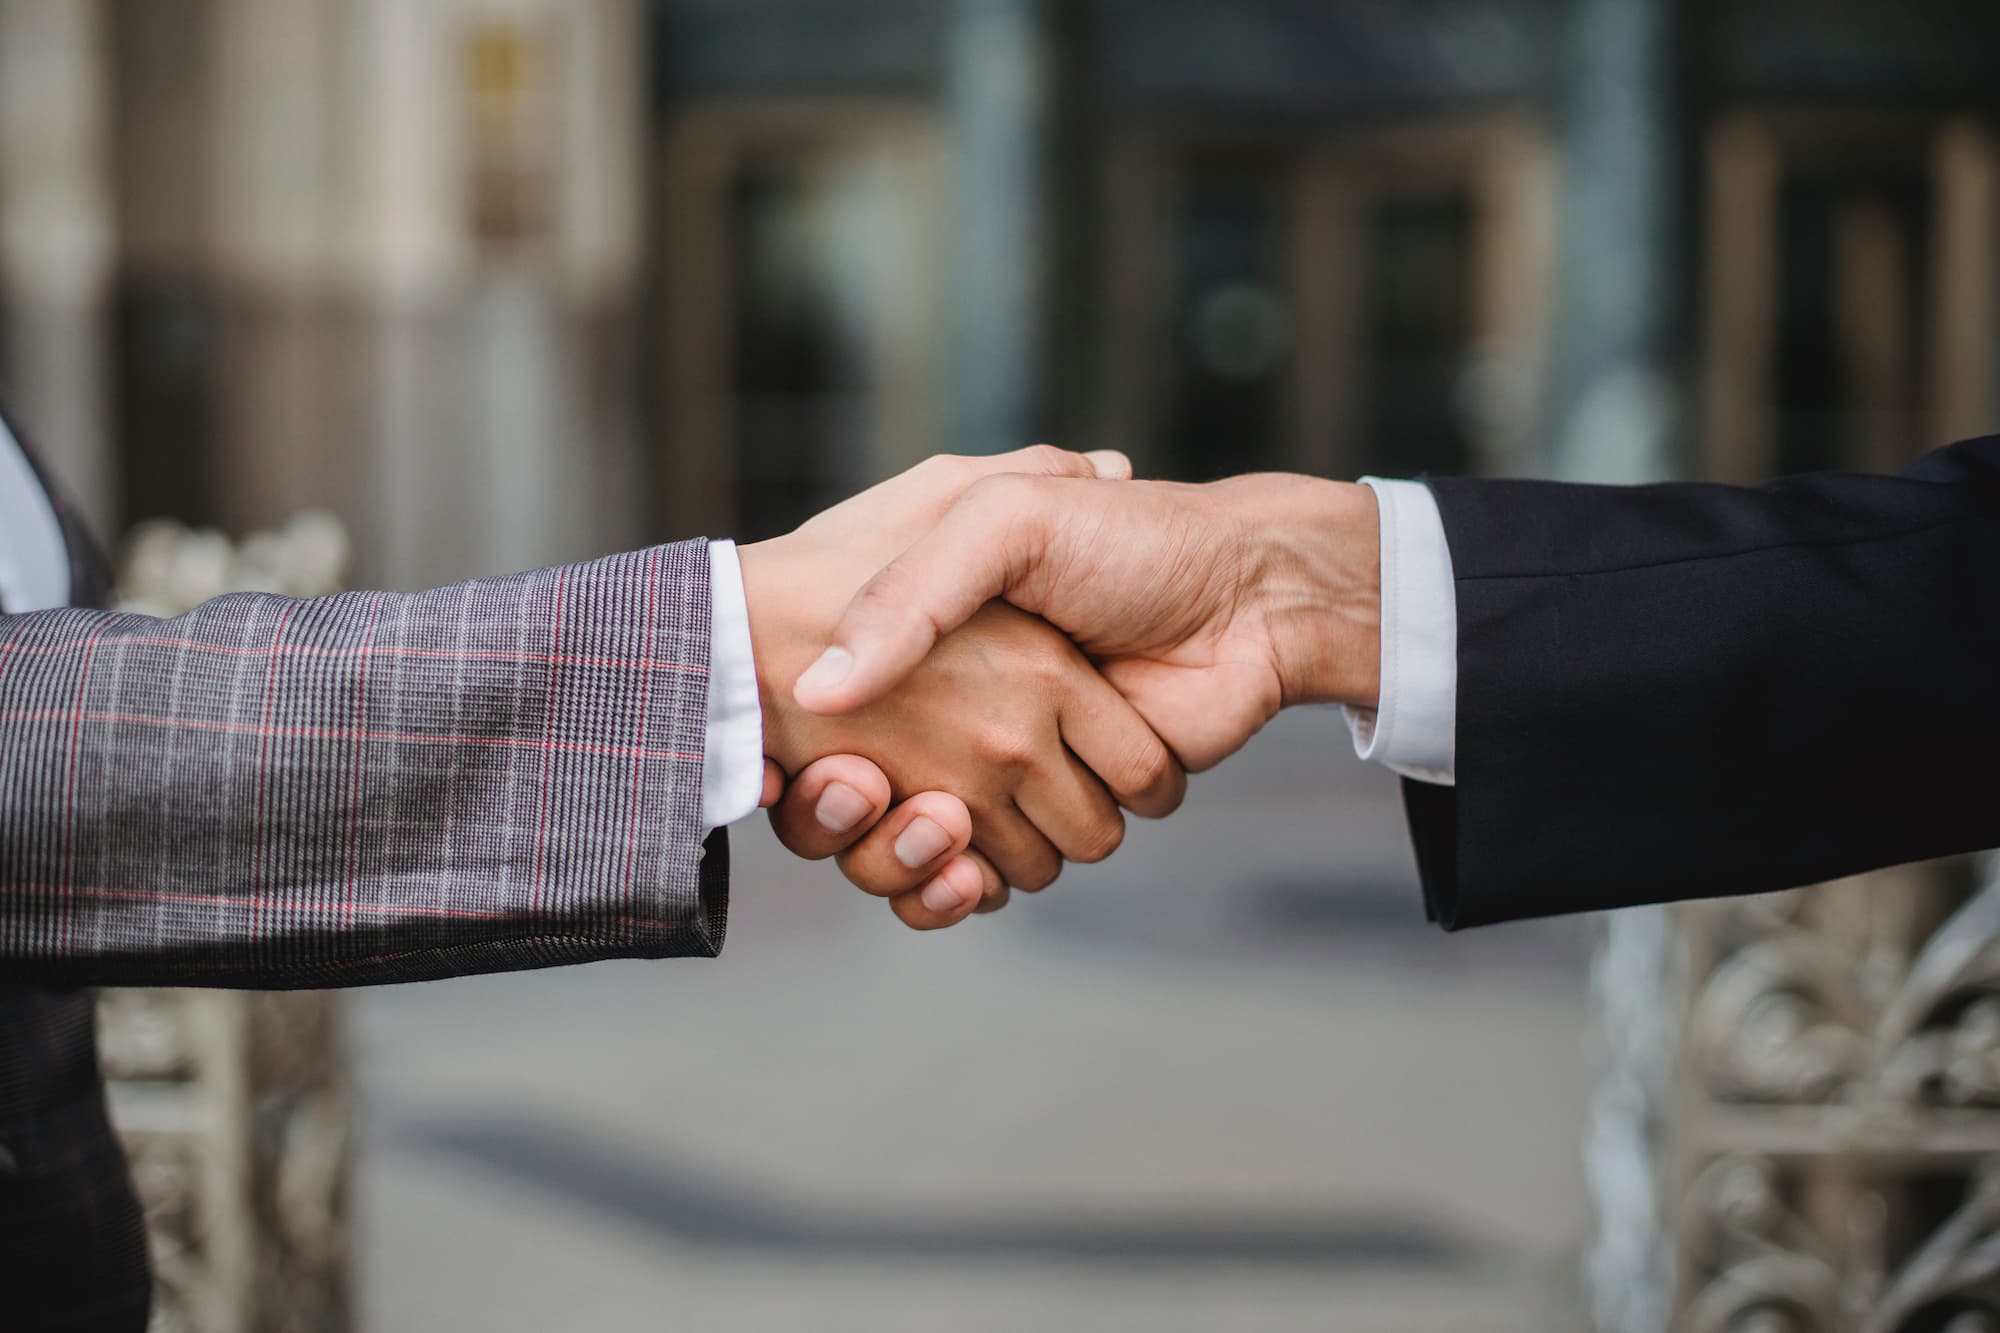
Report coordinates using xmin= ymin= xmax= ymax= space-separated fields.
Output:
xmin=0 ymin=540 xmax=725 ymax=988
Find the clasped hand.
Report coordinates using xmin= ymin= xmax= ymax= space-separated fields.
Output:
xmin=743 ymin=447 xmax=1381 ymax=930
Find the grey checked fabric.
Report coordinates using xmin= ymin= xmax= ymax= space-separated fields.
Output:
xmin=0 ymin=540 xmax=725 ymax=990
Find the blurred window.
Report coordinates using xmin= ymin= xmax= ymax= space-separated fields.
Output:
xmin=462 ymin=18 xmax=555 ymax=254
xmin=655 ymin=109 xmax=942 ymax=543
xmin=112 ymin=286 xmax=218 ymax=526
xmin=1773 ymin=164 xmax=1931 ymax=476
xmin=1165 ymin=154 xmax=1296 ymax=481
xmin=1703 ymin=114 xmax=1990 ymax=483
xmin=728 ymin=158 xmax=880 ymax=538
xmin=1352 ymin=188 xmax=1477 ymax=480
xmin=1132 ymin=123 xmax=1548 ymax=485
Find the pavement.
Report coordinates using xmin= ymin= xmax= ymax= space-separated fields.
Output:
xmin=353 ymin=708 xmax=1597 ymax=1332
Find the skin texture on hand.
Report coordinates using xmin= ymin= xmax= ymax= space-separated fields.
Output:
xmin=759 ymin=753 xmax=995 ymax=929
xmin=793 ymin=471 xmax=1382 ymax=774
xmin=743 ymin=448 xmax=1188 ymax=926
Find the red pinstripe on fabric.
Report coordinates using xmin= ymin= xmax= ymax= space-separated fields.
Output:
xmin=530 ymin=568 xmax=568 ymax=913
xmin=56 ymin=620 xmax=110 ymax=955
xmin=620 ymin=548 xmax=662 ymax=923
xmin=0 ymin=615 xmax=26 ymax=687
xmin=0 ymin=711 xmax=700 ymax=761
xmin=342 ymin=592 xmax=387 ymax=928
xmin=248 ymin=602 xmax=298 ymax=943
xmin=0 ymin=635 xmax=706 ymax=673
xmin=0 ymin=539 xmax=723 ymax=989
xmin=12 ymin=882 xmax=694 ymax=932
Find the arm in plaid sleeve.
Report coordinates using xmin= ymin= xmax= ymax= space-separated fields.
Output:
xmin=0 ymin=539 xmax=726 ymax=988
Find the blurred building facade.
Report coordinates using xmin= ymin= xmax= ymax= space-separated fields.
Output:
xmin=0 ymin=0 xmax=648 ymax=591
xmin=3 ymin=0 xmax=1996 ymax=567
xmin=5 ymin=2 xmax=2000 ymax=1331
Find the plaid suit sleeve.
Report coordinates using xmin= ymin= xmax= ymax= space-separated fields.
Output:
xmin=0 ymin=539 xmax=727 ymax=988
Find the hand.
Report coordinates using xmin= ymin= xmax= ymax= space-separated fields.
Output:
xmin=757 ymin=754 xmax=995 ymax=929
xmin=791 ymin=472 xmax=1382 ymax=772
xmin=744 ymin=448 xmax=1188 ymax=919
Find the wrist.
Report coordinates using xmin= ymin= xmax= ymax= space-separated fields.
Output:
xmin=1237 ymin=476 xmax=1381 ymax=711
xmin=737 ymin=535 xmax=827 ymax=772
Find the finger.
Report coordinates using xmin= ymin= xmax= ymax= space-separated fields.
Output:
xmin=834 ymin=790 xmax=975 ymax=898
xmin=975 ymin=806 xmax=1064 ymax=893
xmin=1083 ymin=449 xmax=1133 ymax=480
xmin=767 ymin=755 xmax=894 ymax=860
xmin=944 ymin=443 xmax=1130 ymax=484
xmin=874 ymin=447 xmax=1132 ymax=533
xmin=1015 ymin=750 xmax=1127 ymax=865
xmin=1058 ymin=661 xmax=1188 ymax=820
xmin=794 ymin=474 xmax=1058 ymax=715
xmin=965 ymin=849 xmax=1010 ymax=912
xmin=887 ymin=851 xmax=998 ymax=931
xmin=760 ymin=759 xmax=786 ymax=810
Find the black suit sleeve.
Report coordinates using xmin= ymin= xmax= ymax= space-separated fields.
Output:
xmin=1406 ymin=434 xmax=2000 ymax=929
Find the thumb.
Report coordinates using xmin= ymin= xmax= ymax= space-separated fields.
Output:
xmin=990 ymin=443 xmax=1130 ymax=482
xmin=794 ymin=476 xmax=1055 ymax=715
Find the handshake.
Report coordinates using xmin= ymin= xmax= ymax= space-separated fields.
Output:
xmin=740 ymin=446 xmax=1385 ymax=930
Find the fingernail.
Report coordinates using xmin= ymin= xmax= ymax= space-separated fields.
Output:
xmin=795 ymin=646 xmax=853 ymax=699
xmin=814 ymin=782 xmax=871 ymax=834
xmin=894 ymin=817 xmax=954 ymax=869
xmin=921 ymin=873 xmax=968 ymax=915
xmin=1083 ymin=449 xmax=1132 ymax=479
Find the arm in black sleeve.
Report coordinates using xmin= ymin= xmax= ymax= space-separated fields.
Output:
xmin=1407 ymin=435 xmax=2000 ymax=928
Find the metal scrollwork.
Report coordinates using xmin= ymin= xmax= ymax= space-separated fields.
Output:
xmin=1685 ymin=1155 xmax=2000 ymax=1333
xmin=1690 ymin=869 xmax=2000 ymax=1113
xmin=1593 ymin=854 xmax=2000 ymax=1333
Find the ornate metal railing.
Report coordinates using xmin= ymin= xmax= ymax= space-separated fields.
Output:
xmin=98 ymin=512 xmax=355 ymax=1333
xmin=1592 ymin=858 xmax=2000 ymax=1332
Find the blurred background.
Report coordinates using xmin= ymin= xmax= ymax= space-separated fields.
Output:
xmin=3 ymin=1 xmax=1999 ymax=1330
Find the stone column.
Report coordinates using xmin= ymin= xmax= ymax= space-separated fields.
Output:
xmin=331 ymin=0 xmax=645 ymax=590
xmin=0 ymin=0 xmax=117 ymax=533
xmin=1544 ymin=0 xmax=1690 ymax=486
xmin=207 ymin=0 xmax=340 ymax=537
xmin=1552 ymin=1 xmax=1692 ymax=1331
xmin=946 ymin=0 xmax=1049 ymax=456
xmin=335 ymin=0 xmax=460 ymax=589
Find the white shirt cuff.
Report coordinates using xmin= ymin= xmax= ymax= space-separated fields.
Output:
xmin=0 ymin=417 xmax=72 ymax=613
xmin=1342 ymin=478 xmax=1457 ymax=786
xmin=703 ymin=540 xmax=765 ymax=831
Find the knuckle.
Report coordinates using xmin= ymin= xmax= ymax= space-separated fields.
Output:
xmin=1071 ymin=813 xmax=1126 ymax=864
xmin=956 ymin=474 xmax=1053 ymax=550
xmin=1013 ymin=642 xmax=1066 ymax=691
xmin=1016 ymin=858 xmax=1062 ymax=894
xmin=1015 ymin=443 xmax=1076 ymax=476
xmin=962 ymin=471 xmax=1034 ymax=512
xmin=894 ymin=897 xmax=945 ymax=930
xmin=916 ymin=453 xmax=970 ymax=480
xmin=836 ymin=851 xmax=904 ymax=899
xmin=979 ymin=724 xmax=1041 ymax=772
xmin=1124 ymin=742 xmax=1180 ymax=801
xmin=852 ymin=566 xmax=907 ymax=607
xmin=850 ymin=572 xmax=923 ymax=631
xmin=771 ymin=819 xmax=830 ymax=862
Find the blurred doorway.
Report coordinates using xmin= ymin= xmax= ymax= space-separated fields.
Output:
xmin=1101 ymin=118 xmax=1554 ymax=486
xmin=1702 ymin=111 xmax=2000 ymax=484
xmin=655 ymin=104 xmax=943 ymax=543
